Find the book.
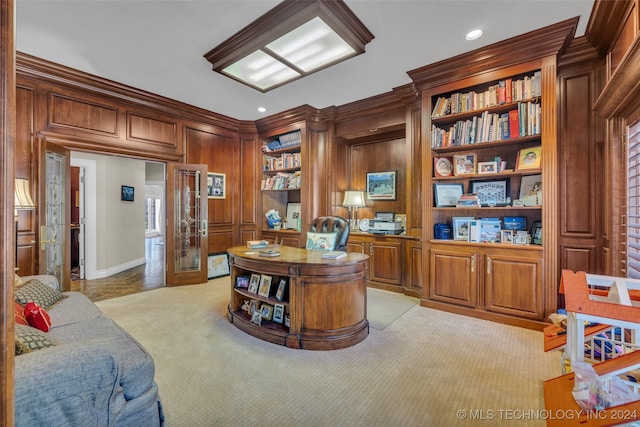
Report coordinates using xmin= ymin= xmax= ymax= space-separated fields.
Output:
xmin=247 ymin=240 xmax=269 ymax=249
xmin=321 ymin=251 xmax=347 ymax=259
xmin=259 ymin=249 xmax=280 ymax=257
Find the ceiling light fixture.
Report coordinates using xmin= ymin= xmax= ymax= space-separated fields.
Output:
xmin=204 ymin=0 xmax=374 ymax=92
xmin=257 ymin=107 xmax=266 ymax=113
xmin=466 ymin=29 xmax=483 ymax=41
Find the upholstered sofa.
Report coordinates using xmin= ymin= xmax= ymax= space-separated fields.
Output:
xmin=13 ymin=275 xmax=164 ymax=426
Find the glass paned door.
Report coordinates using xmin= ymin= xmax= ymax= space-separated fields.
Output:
xmin=166 ymin=163 xmax=208 ymax=286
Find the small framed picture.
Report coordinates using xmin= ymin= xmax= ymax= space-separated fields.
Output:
xmin=452 ymin=217 xmax=474 ymax=242
xmin=500 ymin=230 xmax=513 ymax=244
xmin=477 ymin=161 xmax=498 ymax=175
xmin=273 ymin=303 xmax=285 ymax=324
xmin=366 ymin=170 xmax=397 ymax=200
xmin=207 ymin=172 xmax=226 ymax=199
xmin=515 ymin=146 xmax=542 ymax=171
xmin=248 ymin=274 xmax=261 ymax=294
xmin=258 ymin=274 xmax=273 ymax=298
xmin=275 ymin=279 xmax=287 ymax=302
xmin=530 ymin=221 xmax=542 ymax=245
xmin=260 ymin=303 xmax=273 ymax=321
xmin=433 ymin=157 xmax=454 ymax=177
xmin=250 ymin=310 xmax=262 ymax=326
xmin=249 ymin=299 xmax=260 ymax=315
xmin=453 ymin=154 xmax=477 ymax=176
xmin=235 ymin=275 xmax=249 ymax=289
xmin=514 ymin=230 xmax=530 ymax=245
xmin=470 ymin=179 xmax=510 ymax=206
xmin=433 ymin=183 xmax=464 ymax=207
xmin=207 ymin=253 xmax=230 ymax=279
xmin=284 ymin=314 xmax=290 ymax=328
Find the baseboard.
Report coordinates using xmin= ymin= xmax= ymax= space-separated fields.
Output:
xmin=94 ymin=257 xmax=147 ymax=279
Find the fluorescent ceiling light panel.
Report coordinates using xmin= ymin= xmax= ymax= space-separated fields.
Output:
xmin=223 ymin=50 xmax=300 ymax=91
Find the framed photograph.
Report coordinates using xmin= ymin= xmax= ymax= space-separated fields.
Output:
xmin=501 ymin=230 xmax=514 ymax=244
xmin=470 ymin=179 xmax=510 ymax=206
xmin=433 ymin=157 xmax=454 ymax=177
xmin=260 ymin=303 xmax=273 ymax=321
xmin=514 ymin=230 xmax=530 ymax=245
xmin=248 ymin=273 xmax=261 ymax=294
xmin=366 ymin=170 xmax=397 ymax=200
xmin=433 ymin=183 xmax=464 ymax=207
xmin=121 ymin=185 xmax=134 ymax=202
xmin=250 ymin=310 xmax=262 ymax=326
xmin=530 ymin=221 xmax=542 ymax=245
xmin=275 ymin=279 xmax=287 ymax=302
xmin=235 ymin=275 xmax=249 ymax=289
xmin=249 ymin=299 xmax=260 ymax=315
xmin=515 ymin=146 xmax=542 ymax=171
xmin=207 ymin=172 xmax=226 ymax=199
xmin=453 ymin=154 xmax=477 ymax=176
xmin=258 ymin=274 xmax=273 ymax=297
xmin=519 ymin=174 xmax=542 ymax=206
xmin=452 ymin=217 xmax=474 ymax=241
xmin=285 ymin=202 xmax=301 ymax=230
xmin=477 ymin=161 xmax=498 ymax=175
xmin=207 ymin=253 xmax=230 ymax=279
xmin=273 ymin=303 xmax=285 ymax=324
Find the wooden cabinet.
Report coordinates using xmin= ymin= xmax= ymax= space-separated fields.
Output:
xmin=429 ymin=241 xmax=544 ymax=322
xmin=261 ymin=230 xmax=301 ymax=248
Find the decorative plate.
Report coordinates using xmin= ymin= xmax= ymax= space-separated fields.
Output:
xmin=359 ymin=219 xmax=370 ymax=232
xmin=434 ymin=157 xmax=453 ymax=177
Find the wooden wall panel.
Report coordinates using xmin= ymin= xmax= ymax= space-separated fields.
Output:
xmin=127 ymin=112 xmax=177 ymax=147
xmin=208 ymin=230 xmax=234 ymax=255
xmin=240 ymin=136 xmax=258 ymax=225
xmin=561 ymin=245 xmax=597 ymax=273
xmin=49 ymin=93 xmax=118 ymax=135
xmin=610 ymin=3 xmax=637 ymax=75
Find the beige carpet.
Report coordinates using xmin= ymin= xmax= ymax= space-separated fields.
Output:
xmin=96 ymin=278 xmax=561 ymax=426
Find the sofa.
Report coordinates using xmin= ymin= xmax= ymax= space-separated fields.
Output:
xmin=13 ymin=275 xmax=164 ymax=427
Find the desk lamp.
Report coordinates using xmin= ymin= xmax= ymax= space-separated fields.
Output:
xmin=342 ymin=190 xmax=366 ymax=229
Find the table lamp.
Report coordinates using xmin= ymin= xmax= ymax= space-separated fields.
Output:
xmin=342 ymin=190 xmax=366 ymax=228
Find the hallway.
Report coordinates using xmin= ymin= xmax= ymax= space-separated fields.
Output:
xmin=70 ymin=235 xmax=165 ymax=302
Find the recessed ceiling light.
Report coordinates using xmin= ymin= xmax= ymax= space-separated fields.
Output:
xmin=466 ymin=29 xmax=483 ymax=41
xmin=258 ymin=107 xmax=266 ymax=113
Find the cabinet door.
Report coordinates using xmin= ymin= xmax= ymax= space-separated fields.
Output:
xmin=405 ymin=240 xmax=423 ymax=293
xmin=484 ymin=253 xmax=543 ymax=319
xmin=346 ymin=240 xmax=366 ymax=254
xmin=369 ymin=240 xmax=402 ymax=285
xmin=430 ymin=248 xmax=478 ymax=307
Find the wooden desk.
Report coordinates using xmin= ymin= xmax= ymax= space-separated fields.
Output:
xmin=227 ymin=246 xmax=369 ymax=350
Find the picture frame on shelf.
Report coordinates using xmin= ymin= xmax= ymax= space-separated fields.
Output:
xmin=260 ymin=303 xmax=273 ymax=321
xmin=514 ymin=230 xmax=530 ymax=245
xmin=235 ymin=275 xmax=249 ymax=289
xmin=433 ymin=156 xmax=453 ymax=177
xmin=452 ymin=217 xmax=474 ymax=241
xmin=433 ymin=183 xmax=464 ymax=207
xmin=519 ymin=174 xmax=542 ymax=206
xmin=207 ymin=253 xmax=230 ymax=279
xmin=453 ymin=154 xmax=476 ymax=176
xmin=515 ymin=146 xmax=542 ymax=171
xmin=249 ymin=299 xmax=260 ymax=315
xmin=258 ymin=274 xmax=273 ymax=297
xmin=273 ymin=303 xmax=285 ymax=324
xmin=285 ymin=202 xmax=301 ymax=230
xmin=530 ymin=221 xmax=542 ymax=245
xmin=275 ymin=279 xmax=287 ymax=302
xmin=366 ymin=170 xmax=397 ymax=200
xmin=470 ymin=179 xmax=510 ymax=207
xmin=501 ymin=230 xmax=514 ymax=244
xmin=248 ymin=274 xmax=261 ymax=294
xmin=207 ymin=172 xmax=226 ymax=199
xmin=477 ymin=161 xmax=498 ymax=175
xmin=250 ymin=310 xmax=262 ymax=326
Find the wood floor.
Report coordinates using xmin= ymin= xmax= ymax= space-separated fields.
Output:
xmin=70 ymin=236 xmax=165 ymax=302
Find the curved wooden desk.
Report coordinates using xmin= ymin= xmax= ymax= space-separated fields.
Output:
xmin=227 ymin=246 xmax=369 ymax=350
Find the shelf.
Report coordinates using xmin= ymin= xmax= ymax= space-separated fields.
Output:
xmin=432 ymin=168 xmax=542 ymax=181
xmin=231 ymin=309 xmax=289 ymax=334
xmin=431 ymin=134 xmax=540 ymax=154
xmin=261 ymin=188 xmax=300 ymax=192
xmin=432 ymin=206 xmax=542 ymax=211
xmin=263 ymin=167 xmax=300 ymax=175
xmin=262 ymin=145 xmax=301 ymax=155
xmin=233 ymin=287 xmax=289 ymax=307
xmin=430 ymin=239 xmax=543 ymax=250
xmin=431 ymin=97 xmax=540 ymax=125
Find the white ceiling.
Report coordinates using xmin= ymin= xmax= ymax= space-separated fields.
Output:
xmin=16 ymin=0 xmax=594 ymax=121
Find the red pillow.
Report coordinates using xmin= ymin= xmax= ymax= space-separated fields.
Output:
xmin=15 ymin=302 xmax=28 ymax=326
xmin=24 ymin=302 xmax=51 ymax=332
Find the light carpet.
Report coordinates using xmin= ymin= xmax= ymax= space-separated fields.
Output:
xmin=96 ymin=278 xmax=561 ymax=426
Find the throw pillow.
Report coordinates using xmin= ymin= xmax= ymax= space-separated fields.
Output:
xmin=15 ymin=324 xmax=57 ymax=355
xmin=14 ymin=302 xmax=28 ymax=326
xmin=24 ymin=302 xmax=52 ymax=332
xmin=15 ymin=278 xmax=66 ymax=309
xmin=306 ymin=231 xmax=337 ymax=251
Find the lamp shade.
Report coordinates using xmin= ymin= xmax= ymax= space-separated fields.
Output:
xmin=343 ymin=190 xmax=365 ymax=208
xmin=15 ymin=178 xmax=36 ymax=209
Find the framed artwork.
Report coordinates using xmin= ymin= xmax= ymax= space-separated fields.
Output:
xmin=515 ymin=146 xmax=542 ymax=171
xmin=433 ymin=183 xmax=464 ymax=207
xmin=514 ymin=230 xmax=530 ymax=245
xmin=121 ymin=185 xmax=134 ymax=202
xmin=273 ymin=303 xmax=285 ymax=323
xmin=366 ymin=171 xmax=397 ymax=200
xmin=433 ymin=157 xmax=453 ymax=177
xmin=250 ymin=310 xmax=262 ymax=325
xmin=249 ymin=299 xmax=260 ymax=315
xmin=235 ymin=275 xmax=249 ymax=289
xmin=207 ymin=253 xmax=230 ymax=279
xmin=260 ymin=303 xmax=273 ymax=321
xmin=207 ymin=172 xmax=226 ymax=199
xmin=275 ymin=279 xmax=287 ymax=302
xmin=248 ymin=273 xmax=261 ymax=294
xmin=501 ymin=230 xmax=513 ymax=244
xmin=470 ymin=179 xmax=510 ymax=206
xmin=453 ymin=154 xmax=477 ymax=176
xmin=452 ymin=217 xmax=474 ymax=241
xmin=477 ymin=161 xmax=498 ymax=175
xmin=530 ymin=221 xmax=542 ymax=245
xmin=258 ymin=274 xmax=273 ymax=297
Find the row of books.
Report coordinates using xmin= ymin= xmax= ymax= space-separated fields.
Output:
xmin=263 ymin=152 xmax=301 ymax=171
xmin=431 ymin=71 xmax=542 ymax=118
xmin=456 ymin=193 xmax=481 ymax=208
xmin=430 ymin=102 xmax=541 ymax=148
xmin=260 ymin=170 xmax=301 ymax=190
xmin=262 ymin=130 xmax=302 ymax=152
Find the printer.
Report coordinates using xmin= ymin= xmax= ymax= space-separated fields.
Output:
xmin=368 ymin=212 xmax=403 ymax=234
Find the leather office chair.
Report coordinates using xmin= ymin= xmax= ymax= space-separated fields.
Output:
xmin=308 ymin=216 xmax=350 ymax=251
